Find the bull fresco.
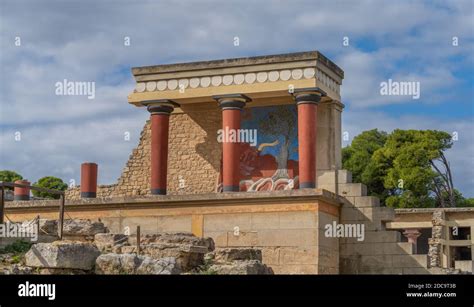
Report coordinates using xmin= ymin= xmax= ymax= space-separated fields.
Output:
xmin=217 ymin=105 xmax=299 ymax=192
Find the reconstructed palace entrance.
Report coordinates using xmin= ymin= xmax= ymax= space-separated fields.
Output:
xmin=5 ymin=51 xmax=473 ymax=274
xmin=120 ymin=51 xmax=344 ymax=197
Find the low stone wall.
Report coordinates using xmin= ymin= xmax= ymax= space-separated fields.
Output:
xmin=4 ymin=189 xmax=342 ymax=274
xmin=65 ymin=185 xmax=117 ymax=200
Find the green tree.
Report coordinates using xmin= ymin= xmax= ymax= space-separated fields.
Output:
xmin=449 ymin=190 xmax=474 ymax=207
xmin=342 ymin=129 xmax=389 ymax=201
xmin=458 ymin=198 xmax=474 ymax=207
xmin=372 ymin=129 xmax=453 ymax=208
xmin=0 ymin=170 xmax=23 ymax=190
xmin=343 ymin=129 xmax=460 ymax=209
xmin=32 ymin=176 xmax=68 ymax=199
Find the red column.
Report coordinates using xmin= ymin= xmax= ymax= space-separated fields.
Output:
xmin=293 ymin=88 xmax=326 ymax=189
xmin=141 ymin=99 xmax=179 ymax=195
xmin=81 ymin=162 xmax=98 ymax=198
xmin=214 ymin=94 xmax=251 ymax=192
xmin=14 ymin=180 xmax=30 ymax=201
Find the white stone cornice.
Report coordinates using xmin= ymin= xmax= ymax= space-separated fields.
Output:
xmin=129 ymin=51 xmax=344 ymax=105
xmin=135 ymin=67 xmax=340 ymax=94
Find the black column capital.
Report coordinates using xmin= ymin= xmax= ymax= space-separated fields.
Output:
xmin=293 ymin=87 xmax=327 ymax=105
xmin=141 ymin=99 xmax=180 ymax=115
xmin=213 ymin=94 xmax=252 ymax=110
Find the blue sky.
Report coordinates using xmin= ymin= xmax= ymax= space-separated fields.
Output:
xmin=0 ymin=0 xmax=473 ymax=196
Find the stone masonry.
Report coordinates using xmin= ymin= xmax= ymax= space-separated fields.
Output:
xmin=65 ymin=108 xmax=222 ymax=200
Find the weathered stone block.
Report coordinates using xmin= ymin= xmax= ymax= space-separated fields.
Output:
xmin=271 ymin=264 xmax=318 ymax=274
xmin=256 ymin=229 xmax=318 ymax=247
xmin=204 ymin=231 xmax=228 ymax=247
xmin=94 ymin=233 xmax=129 ymax=252
xmin=392 ymin=254 xmax=428 ymax=268
xmin=211 ymin=248 xmax=262 ymax=263
xmin=227 ymin=231 xmax=258 ymax=247
xmin=396 ymin=242 xmax=415 ymax=255
xmin=204 ymin=213 xmax=252 ymax=232
xmin=260 ymin=247 xmax=280 ymax=265
xmin=353 ymin=196 xmax=380 ymax=208
xmin=279 ymin=211 xmax=317 ymax=229
xmin=338 ymin=183 xmax=367 ymax=197
xmin=209 ymin=260 xmax=273 ymax=275
xmin=279 ymin=247 xmax=318 ymax=265
xmin=95 ymin=253 xmax=181 ymax=275
xmin=63 ymin=219 xmax=107 ymax=237
xmin=251 ymin=212 xmax=280 ymax=230
xmin=25 ymin=241 xmax=100 ymax=270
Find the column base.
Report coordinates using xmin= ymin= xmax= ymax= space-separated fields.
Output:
xmin=299 ymin=182 xmax=315 ymax=189
xmin=222 ymin=185 xmax=240 ymax=192
xmin=80 ymin=192 xmax=97 ymax=198
xmin=13 ymin=195 xmax=30 ymax=201
xmin=151 ymin=188 xmax=167 ymax=195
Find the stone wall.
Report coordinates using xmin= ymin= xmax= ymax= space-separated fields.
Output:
xmin=112 ymin=108 xmax=222 ymax=196
xmin=65 ymin=185 xmax=116 ymax=199
xmin=4 ymin=189 xmax=342 ymax=275
xmin=66 ymin=107 xmax=222 ymax=200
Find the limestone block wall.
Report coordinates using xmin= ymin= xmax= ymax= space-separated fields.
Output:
xmin=5 ymin=191 xmax=341 ymax=275
xmin=202 ymin=206 xmax=339 ymax=274
xmin=334 ymin=169 xmax=433 ymax=274
xmin=114 ymin=108 xmax=222 ymax=196
xmin=65 ymin=185 xmax=116 ymax=199
xmin=316 ymin=101 xmax=342 ymax=172
xmin=65 ymin=107 xmax=222 ymax=200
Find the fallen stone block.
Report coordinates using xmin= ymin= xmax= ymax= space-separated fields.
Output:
xmin=38 ymin=219 xmax=58 ymax=235
xmin=95 ymin=253 xmax=141 ymax=274
xmin=136 ymin=257 xmax=180 ymax=275
xmin=128 ymin=232 xmax=214 ymax=252
xmin=25 ymin=241 xmax=100 ymax=270
xmin=209 ymin=260 xmax=273 ymax=275
xmin=211 ymin=248 xmax=262 ymax=263
xmin=95 ymin=253 xmax=181 ymax=275
xmin=63 ymin=219 xmax=108 ymax=237
xmin=94 ymin=233 xmax=129 ymax=252
xmin=122 ymin=243 xmax=207 ymax=271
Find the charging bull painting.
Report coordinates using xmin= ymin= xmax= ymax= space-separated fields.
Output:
xmin=217 ymin=105 xmax=299 ymax=192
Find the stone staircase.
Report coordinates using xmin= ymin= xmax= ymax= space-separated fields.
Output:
xmin=318 ymin=169 xmax=433 ymax=274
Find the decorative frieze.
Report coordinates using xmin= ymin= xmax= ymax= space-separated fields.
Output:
xmin=134 ymin=67 xmax=340 ymax=94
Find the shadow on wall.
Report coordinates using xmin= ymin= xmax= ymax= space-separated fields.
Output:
xmin=339 ymin=199 xmax=432 ymax=274
xmin=181 ymin=105 xmax=222 ymax=174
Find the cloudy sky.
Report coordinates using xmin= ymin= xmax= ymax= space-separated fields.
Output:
xmin=0 ymin=0 xmax=473 ymax=196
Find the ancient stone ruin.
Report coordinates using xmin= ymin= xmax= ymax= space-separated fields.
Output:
xmin=1 ymin=219 xmax=272 ymax=275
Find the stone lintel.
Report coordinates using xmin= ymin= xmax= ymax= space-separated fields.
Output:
xmin=128 ymin=51 xmax=344 ymax=107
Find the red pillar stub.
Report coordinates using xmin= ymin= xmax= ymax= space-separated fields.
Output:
xmin=14 ymin=180 xmax=30 ymax=201
xmin=81 ymin=162 xmax=98 ymax=198
xmin=141 ymin=99 xmax=180 ymax=195
xmin=293 ymin=87 xmax=327 ymax=189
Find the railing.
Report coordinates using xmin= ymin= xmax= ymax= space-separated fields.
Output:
xmin=0 ymin=181 xmax=66 ymax=239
